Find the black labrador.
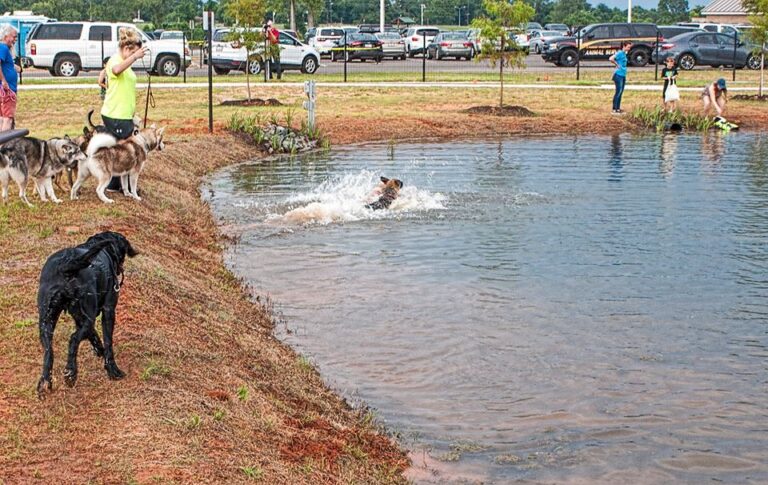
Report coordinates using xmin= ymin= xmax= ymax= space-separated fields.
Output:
xmin=37 ymin=231 xmax=138 ymax=399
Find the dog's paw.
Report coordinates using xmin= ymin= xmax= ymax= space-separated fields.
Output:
xmin=63 ymin=367 xmax=78 ymax=387
xmin=52 ymin=198 xmax=63 ymax=204
xmin=36 ymin=378 xmax=53 ymax=400
xmin=105 ymin=363 xmax=125 ymax=380
xmin=103 ymin=198 xmax=114 ymax=204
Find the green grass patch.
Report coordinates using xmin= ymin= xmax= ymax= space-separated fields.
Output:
xmin=13 ymin=318 xmax=36 ymax=329
xmin=239 ymin=465 xmax=263 ymax=480
xmin=139 ymin=358 xmax=171 ymax=381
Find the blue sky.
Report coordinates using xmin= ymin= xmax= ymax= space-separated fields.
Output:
xmin=595 ymin=0 xmax=710 ymax=9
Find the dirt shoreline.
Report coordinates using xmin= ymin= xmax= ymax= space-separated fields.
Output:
xmin=1 ymin=102 xmax=765 ymax=483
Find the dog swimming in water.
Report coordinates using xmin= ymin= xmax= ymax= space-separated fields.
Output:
xmin=365 ymin=176 xmax=403 ymax=211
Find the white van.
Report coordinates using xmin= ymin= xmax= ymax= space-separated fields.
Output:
xmin=26 ymin=21 xmax=191 ymax=77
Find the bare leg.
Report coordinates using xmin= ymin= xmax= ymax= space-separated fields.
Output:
xmin=702 ymin=96 xmax=712 ymax=116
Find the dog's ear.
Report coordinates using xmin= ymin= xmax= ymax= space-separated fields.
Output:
xmin=380 ymin=176 xmax=389 ymax=184
xmin=395 ymin=180 xmax=403 ymax=189
xmin=63 ymin=134 xmax=71 ymax=141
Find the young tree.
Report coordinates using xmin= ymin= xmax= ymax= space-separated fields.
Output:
xmin=657 ymin=0 xmax=689 ymax=24
xmin=744 ymin=0 xmax=768 ymax=96
xmin=302 ymin=0 xmax=325 ymax=28
xmin=226 ymin=0 xmax=268 ymax=102
xmin=472 ymin=0 xmax=535 ymax=108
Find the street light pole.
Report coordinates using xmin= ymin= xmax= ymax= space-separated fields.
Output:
xmin=628 ymin=0 xmax=632 ymax=23
xmin=420 ymin=4 xmax=425 ymax=25
xmin=380 ymin=0 xmax=385 ymax=33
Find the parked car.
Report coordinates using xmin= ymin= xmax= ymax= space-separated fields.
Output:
xmin=540 ymin=22 xmax=659 ymax=67
xmin=281 ymin=29 xmax=301 ymax=41
xmin=358 ymin=24 xmax=398 ymax=34
xmin=308 ymin=27 xmax=345 ymax=55
xmin=330 ymin=33 xmax=383 ymax=62
xmin=544 ymin=23 xmax=570 ymax=35
xmin=529 ymin=30 xmax=565 ymax=54
xmin=375 ymin=31 xmax=406 ymax=59
xmin=426 ymin=32 xmax=473 ymax=60
xmin=657 ymin=25 xmax=704 ymax=41
xmin=676 ymin=22 xmax=742 ymax=37
xmin=159 ymin=30 xmax=184 ymax=40
xmin=404 ymin=26 xmax=440 ymax=57
xmin=26 ymin=21 xmax=191 ymax=77
xmin=651 ymin=31 xmax=764 ymax=70
xmin=526 ymin=22 xmax=543 ymax=32
xmin=209 ymin=28 xmax=320 ymax=75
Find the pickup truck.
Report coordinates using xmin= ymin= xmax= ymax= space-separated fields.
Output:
xmin=26 ymin=21 xmax=191 ymax=77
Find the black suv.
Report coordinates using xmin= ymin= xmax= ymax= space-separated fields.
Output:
xmin=541 ymin=23 xmax=659 ymax=67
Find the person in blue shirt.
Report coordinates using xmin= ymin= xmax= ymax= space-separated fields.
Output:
xmin=609 ymin=41 xmax=632 ymax=114
xmin=0 ymin=24 xmax=19 ymax=131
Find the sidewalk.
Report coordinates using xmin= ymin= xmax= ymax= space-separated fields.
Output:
xmin=18 ymin=81 xmax=763 ymax=91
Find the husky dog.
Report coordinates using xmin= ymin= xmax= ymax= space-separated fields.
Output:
xmin=0 ymin=136 xmax=86 ymax=206
xmin=366 ymin=176 xmax=403 ymax=210
xmin=71 ymin=125 xmax=165 ymax=204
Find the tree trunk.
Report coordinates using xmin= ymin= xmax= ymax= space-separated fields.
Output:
xmin=246 ymin=50 xmax=252 ymax=102
xmin=308 ymin=12 xmax=315 ymax=28
xmin=290 ymin=0 xmax=296 ymax=32
xmin=761 ymin=42 xmax=765 ymax=98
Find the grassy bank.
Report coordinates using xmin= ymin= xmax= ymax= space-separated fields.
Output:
xmin=0 ymin=133 xmax=408 ymax=483
xmin=1 ymin=84 xmax=765 ymax=483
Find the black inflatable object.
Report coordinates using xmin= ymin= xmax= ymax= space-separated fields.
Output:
xmin=0 ymin=128 xmax=29 ymax=144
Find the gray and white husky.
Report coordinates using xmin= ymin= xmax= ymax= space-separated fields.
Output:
xmin=0 ymin=136 xmax=86 ymax=206
xmin=71 ymin=125 xmax=165 ymax=204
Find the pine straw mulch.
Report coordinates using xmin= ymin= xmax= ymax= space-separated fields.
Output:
xmin=0 ymin=134 xmax=408 ymax=484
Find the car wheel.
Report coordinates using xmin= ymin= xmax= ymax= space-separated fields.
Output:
xmin=559 ymin=49 xmax=578 ymax=68
xmin=678 ymin=53 xmax=696 ymax=70
xmin=469 ymin=47 xmax=475 ymax=58
xmin=747 ymin=54 xmax=763 ymax=70
xmin=157 ymin=55 xmax=180 ymax=76
xmin=247 ymin=59 xmax=262 ymax=75
xmin=407 ymin=46 xmax=414 ymax=58
xmin=301 ymin=55 xmax=318 ymax=74
xmin=629 ymin=48 xmax=649 ymax=67
xmin=54 ymin=55 xmax=80 ymax=77
xmin=48 ymin=67 xmax=57 ymax=76
xmin=213 ymin=66 xmax=230 ymax=75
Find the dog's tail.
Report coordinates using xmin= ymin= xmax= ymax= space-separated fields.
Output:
xmin=86 ymin=109 xmax=98 ymax=131
xmin=87 ymin=132 xmax=118 ymax=157
xmin=59 ymin=240 xmax=112 ymax=275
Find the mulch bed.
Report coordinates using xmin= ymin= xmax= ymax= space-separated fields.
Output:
xmin=220 ymin=98 xmax=284 ymax=107
xmin=731 ymin=94 xmax=768 ymax=102
xmin=463 ymin=105 xmax=536 ymax=117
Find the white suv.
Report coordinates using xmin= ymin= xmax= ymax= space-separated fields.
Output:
xmin=27 ymin=22 xmax=191 ymax=77
xmin=404 ymin=26 xmax=440 ymax=57
xmin=308 ymin=27 xmax=345 ymax=56
xmin=210 ymin=29 xmax=320 ymax=75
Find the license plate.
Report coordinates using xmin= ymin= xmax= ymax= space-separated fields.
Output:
xmin=365 ymin=43 xmax=372 ymax=47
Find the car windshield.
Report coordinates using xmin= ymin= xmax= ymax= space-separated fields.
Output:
xmin=547 ymin=24 xmax=568 ymax=30
xmin=161 ymin=32 xmax=182 ymax=39
xmin=542 ymin=31 xmax=561 ymax=36
xmin=320 ymin=29 xmax=344 ymax=37
xmin=417 ymin=29 xmax=439 ymax=36
xmin=376 ymin=33 xmax=400 ymax=40
xmin=349 ymin=33 xmax=377 ymax=41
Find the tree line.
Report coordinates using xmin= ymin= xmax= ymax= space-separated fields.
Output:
xmin=3 ymin=0 xmax=698 ymax=32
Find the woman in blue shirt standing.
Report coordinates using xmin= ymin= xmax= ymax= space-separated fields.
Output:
xmin=609 ymin=41 xmax=632 ymax=114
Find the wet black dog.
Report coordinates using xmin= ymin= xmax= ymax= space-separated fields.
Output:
xmin=36 ymin=231 xmax=138 ymax=399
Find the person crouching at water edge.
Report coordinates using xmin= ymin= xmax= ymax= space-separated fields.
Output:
xmin=609 ymin=41 xmax=632 ymax=114
xmin=101 ymin=28 xmax=148 ymax=192
xmin=702 ymin=78 xmax=727 ymax=118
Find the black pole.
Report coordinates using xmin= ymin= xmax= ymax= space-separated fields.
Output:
xmin=183 ymin=32 xmax=187 ymax=83
xmin=16 ymin=32 xmax=22 ymax=85
xmin=576 ymin=29 xmax=580 ymax=81
xmin=343 ymin=31 xmax=347 ymax=82
xmin=655 ymin=30 xmax=660 ymax=81
xmin=422 ymin=33 xmax=426 ymax=82
xmin=264 ymin=36 xmax=269 ymax=82
xmin=732 ymin=33 xmax=737 ymax=82
xmin=143 ymin=74 xmax=151 ymax=128
xmin=101 ymin=33 xmax=104 ymax=66
xmin=207 ymin=11 xmax=213 ymax=134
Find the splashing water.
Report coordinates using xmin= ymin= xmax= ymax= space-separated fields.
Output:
xmin=269 ymin=170 xmax=447 ymax=225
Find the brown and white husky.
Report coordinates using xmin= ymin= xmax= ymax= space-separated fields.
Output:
xmin=70 ymin=125 xmax=165 ymax=204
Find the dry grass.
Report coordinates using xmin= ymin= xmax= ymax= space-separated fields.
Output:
xmin=1 ymin=84 xmax=766 ymax=483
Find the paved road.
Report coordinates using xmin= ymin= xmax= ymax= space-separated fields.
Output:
xmin=20 ymin=52 xmax=670 ymax=79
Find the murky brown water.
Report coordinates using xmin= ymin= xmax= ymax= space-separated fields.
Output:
xmin=205 ymin=134 xmax=768 ymax=483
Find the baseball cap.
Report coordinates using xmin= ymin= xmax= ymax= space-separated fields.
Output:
xmin=716 ymin=78 xmax=727 ymax=89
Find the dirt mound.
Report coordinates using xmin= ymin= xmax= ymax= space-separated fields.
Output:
xmin=463 ymin=105 xmax=536 ymax=117
xmin=220 ymin=98 xmax=283 ymax=107
xmin=731 ymin=94 xmax=768 ymax=102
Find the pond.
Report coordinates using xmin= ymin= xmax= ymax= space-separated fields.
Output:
xmin=204 ymin=133 xmax=768 ymax=483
